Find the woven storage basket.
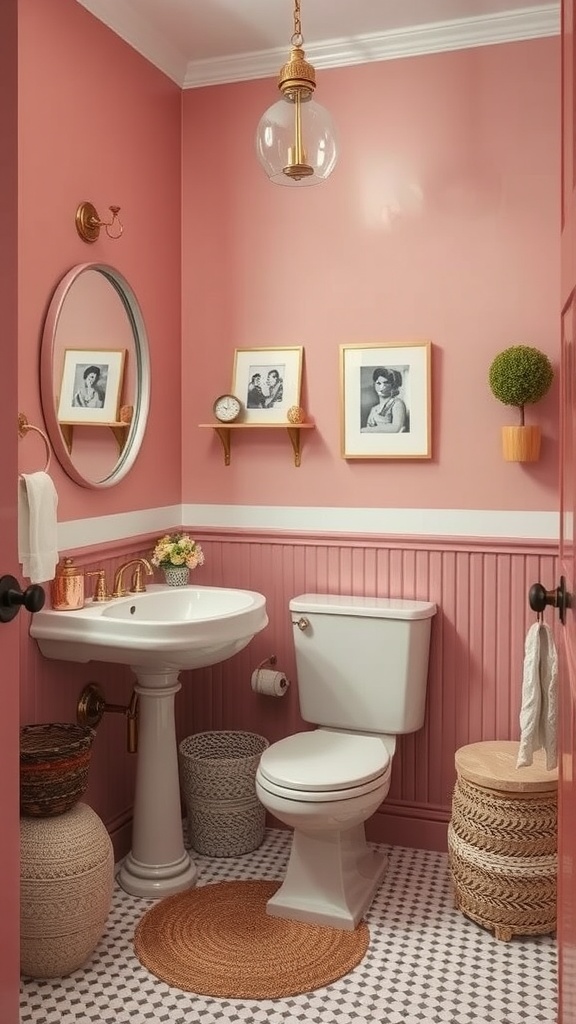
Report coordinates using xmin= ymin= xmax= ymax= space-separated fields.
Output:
xmin=448 ymin=740 xmax=557 ymax=941
xmin=20 ymin=723 xmax=95 ymax=818
xmin=179 ymin=730 xmax=269 ymax=857
xmin=21 ymin=802 xmax=114 ymax=977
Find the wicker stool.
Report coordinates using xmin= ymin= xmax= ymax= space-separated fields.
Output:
xmin=448 ymin=740 xmax=557 ymax=941
xmin=21 ymin=802 xmax=114 ymax=977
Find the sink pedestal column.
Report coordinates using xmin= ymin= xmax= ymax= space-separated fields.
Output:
xmin=118 ymin=668 xmax=197 ymax=898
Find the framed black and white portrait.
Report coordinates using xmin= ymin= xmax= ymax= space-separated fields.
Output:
xmin=340 ymin=341 xmax=431 ymax=459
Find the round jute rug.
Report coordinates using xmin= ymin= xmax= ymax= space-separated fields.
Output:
xmin=133 ymin=879 xmax=370 ymax=998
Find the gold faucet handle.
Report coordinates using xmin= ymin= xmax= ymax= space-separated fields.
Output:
xmin=86 ymin=570 xmax=111 ymax=602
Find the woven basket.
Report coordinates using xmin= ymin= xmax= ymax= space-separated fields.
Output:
xmin=179 ymin=731 xmax=269 ymax=857
xmin=21 ymin=802 xmax=114 ymax=977
xmin=448 ymin=774 xmax=557 ymax=940
xmin=20 ymin=723 xmax=95 ymax=818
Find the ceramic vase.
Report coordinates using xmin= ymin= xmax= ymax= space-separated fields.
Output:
xmin=163 ymin=565 xmax=190 ymax=586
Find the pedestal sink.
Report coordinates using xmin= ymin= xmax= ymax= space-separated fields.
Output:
xmin=30 ymin=584 xmax=268 ymax=898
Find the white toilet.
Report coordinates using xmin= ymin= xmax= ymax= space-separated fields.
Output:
xmin=255 ymin=592 xmax=437 ymax=930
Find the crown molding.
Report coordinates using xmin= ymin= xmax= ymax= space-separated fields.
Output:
xmin=183 ymin=5 xmax=559 ymax=88
xmin=76 ymin=1 xmax=559 ymax=89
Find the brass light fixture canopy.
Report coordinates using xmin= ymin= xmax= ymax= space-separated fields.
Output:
xmin=256 ymin=0 xmax=338 ymax=186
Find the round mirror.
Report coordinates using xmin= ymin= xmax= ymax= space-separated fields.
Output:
xmin=40 ymin=263 xmax=150 ymax=488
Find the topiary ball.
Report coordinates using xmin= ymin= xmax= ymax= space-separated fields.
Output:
xmin=488 ymin=345 xmax=553 ymax=408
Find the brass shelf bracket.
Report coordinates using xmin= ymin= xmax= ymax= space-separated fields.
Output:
xmin=214 ymin=426 xmax=232 ymax=466
xmin=286 ymin=426 xmax=302 ymax=467
xmin=199 ymin=423 xmax=314 ymax=467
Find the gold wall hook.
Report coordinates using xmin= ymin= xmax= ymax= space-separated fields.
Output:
xmin=75 ymin=201 xmax=123 ymax=243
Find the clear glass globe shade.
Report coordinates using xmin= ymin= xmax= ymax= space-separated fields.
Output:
xmin=256 ymin=95 xmax=338 ymax=186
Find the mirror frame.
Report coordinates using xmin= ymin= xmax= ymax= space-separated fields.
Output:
xmin=40 ymin=263 xmax=151 ymax=489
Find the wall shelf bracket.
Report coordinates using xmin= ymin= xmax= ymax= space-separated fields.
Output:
xmin=199 ymin=422 xmax=314 ymax=466
xmin=286 ymin=426 xmax=302 ymax=467
xmin=60 ymin=422 xmax=130 ymax=455
xmin=214 ymin=426 xmax=232 ymax=466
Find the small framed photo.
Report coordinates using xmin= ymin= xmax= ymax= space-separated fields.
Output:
xmin=340 ymin=340 xmax=431 ymax=459
xmin=232 ymin=346 xmax=303 ymax=424
xmin=57 ymin=349 xmax=126 ymax=425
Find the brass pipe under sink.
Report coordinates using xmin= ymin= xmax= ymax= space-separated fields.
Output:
xmin=77 ymin=682 xmax=139 ymax=754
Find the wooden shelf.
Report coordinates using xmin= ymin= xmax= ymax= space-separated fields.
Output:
xmin=198 ymin=422 xmax=315 ymax=467
xmin=60 ymin=421 xmax=131 ymax=455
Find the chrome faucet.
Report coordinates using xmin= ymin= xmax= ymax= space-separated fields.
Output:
xmin=112 ymin=557 xmax=154 ymax=599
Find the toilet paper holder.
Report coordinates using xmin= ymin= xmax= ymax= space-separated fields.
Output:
xmin=257 ymin=654 xmax=277 ymax=671
xmin=251 ymin=655 xmax=289 ymax=697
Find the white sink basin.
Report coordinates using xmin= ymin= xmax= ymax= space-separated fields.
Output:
xmin=30 ymin=584 xmax=268 ymax=670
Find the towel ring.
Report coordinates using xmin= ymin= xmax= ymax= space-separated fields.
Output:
xmin=18 ymin=413 xmax=51 ymax=472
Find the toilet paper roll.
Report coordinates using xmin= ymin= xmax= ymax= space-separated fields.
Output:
xmin=251 ymin=668 xmax=290 ymax=697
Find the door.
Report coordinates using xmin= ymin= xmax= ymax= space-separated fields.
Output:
xmin=559 ymin=2 xmax=576 ymax=1021
xmin=0 ymin=1 xmax=23 ymax=1020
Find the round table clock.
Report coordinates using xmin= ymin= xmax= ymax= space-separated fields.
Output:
xmin=213 ymin=394 xmax=242 ymax=423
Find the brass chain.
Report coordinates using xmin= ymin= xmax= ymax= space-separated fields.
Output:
xmin=291 ymin=0 xmax=304 ymax=46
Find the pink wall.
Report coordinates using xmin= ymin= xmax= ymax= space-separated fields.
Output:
xmin=18 ymin=0 xmax=183 ymax=519
xmin=15 ymin=8 xmax=562 ymax=858
xmin=182 ymin=38 xmax=559 ymax=512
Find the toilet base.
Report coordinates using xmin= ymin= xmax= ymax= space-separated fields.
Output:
xmin=266 ymin=823 xmax=388 ymax=930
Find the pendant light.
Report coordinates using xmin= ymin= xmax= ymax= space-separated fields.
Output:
xmin=255 ymin=0 xmax=338 ymax=187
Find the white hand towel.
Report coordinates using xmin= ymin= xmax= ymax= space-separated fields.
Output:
xmin=516 ymin=621 xmax=558 ymax=771
xmin=18 ymin=471 xmax=59 ymax=584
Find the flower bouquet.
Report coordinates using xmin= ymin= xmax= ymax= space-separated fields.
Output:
xmin=151 ymin=533 xmax=204 ymax=586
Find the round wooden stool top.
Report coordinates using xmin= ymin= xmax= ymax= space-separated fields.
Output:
xmin=455 ymin=741 xmax=558 ymax=793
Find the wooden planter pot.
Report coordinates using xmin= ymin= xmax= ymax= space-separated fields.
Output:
xmin=501 ymin=425 xmax=541 ymax=462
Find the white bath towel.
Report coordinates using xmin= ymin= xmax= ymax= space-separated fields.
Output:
xmin=516 ymin=621 xmax=558 ymax=771
xmin=18 ymin=471 xmax=59 ymax=584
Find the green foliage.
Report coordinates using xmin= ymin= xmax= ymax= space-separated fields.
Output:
xmin=488 ymin=345 xmax=553 ymax=425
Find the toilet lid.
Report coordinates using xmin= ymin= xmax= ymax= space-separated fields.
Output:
xmin=258 ymin=730 xmax=390 ymax=792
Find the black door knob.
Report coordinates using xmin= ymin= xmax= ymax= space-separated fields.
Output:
xmin=529 ymin=576 xmax=571 ymax=625
xmin=0 ymin=575 xmax=45 ymax=623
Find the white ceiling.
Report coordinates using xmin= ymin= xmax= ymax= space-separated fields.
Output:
xmin=76 ymin=0 xmax=559 ymax=88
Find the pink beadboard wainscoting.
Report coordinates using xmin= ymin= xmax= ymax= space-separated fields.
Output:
xmin=21 ymin=530 xmax=557 ymax=855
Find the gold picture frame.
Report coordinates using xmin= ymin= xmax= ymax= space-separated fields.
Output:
xmin=232 ymin=346 xmax=304 ymax=424
xmin=340 ymin=340 xmax=432 ymax=459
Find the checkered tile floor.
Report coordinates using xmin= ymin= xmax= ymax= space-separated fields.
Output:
xmin=20 ymin=828 xmax=557 ymax=1024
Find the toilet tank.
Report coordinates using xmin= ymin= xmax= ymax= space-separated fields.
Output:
xmin=289 ymin=594 xmax=437 ymax=734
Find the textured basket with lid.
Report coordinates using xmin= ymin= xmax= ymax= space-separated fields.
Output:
xmin=20 ymin=723 xmax=95 ymax=817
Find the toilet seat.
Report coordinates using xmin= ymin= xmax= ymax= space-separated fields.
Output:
xmin=256 ymin=769 xmax=390 ymax=803
xmin=257 ymin=730 xmax=391 ymax=802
